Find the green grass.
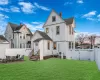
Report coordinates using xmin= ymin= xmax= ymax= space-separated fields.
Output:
xmin=0 ymin=57 xmax=100 ymax=80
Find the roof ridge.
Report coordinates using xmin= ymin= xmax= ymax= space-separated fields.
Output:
xmin=8 ymin=22 xmax=18 ymax=26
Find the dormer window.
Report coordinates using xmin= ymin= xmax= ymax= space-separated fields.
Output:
xmin=46 ymin=28 xmax=49 ymax=33
xmin=56 ymin=26 xmax=60 ymax=35
xmin=52 ymin=16 xmax=56 ymax=22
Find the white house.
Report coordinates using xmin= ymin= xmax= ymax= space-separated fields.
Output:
xmin=5 ymin=22 xmax=33 ymax=48
xmin=0 ymin=35 xmax=10 ymax=59
xmin=31 ymin=10 xmax=75 ymax=60
xmin=94 ymin=36 xmax=100 ymax=48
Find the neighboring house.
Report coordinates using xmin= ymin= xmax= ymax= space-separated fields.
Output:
xmin=0 ymin=35 xmax=10 ymax=59
xmin=31 ymin=10 xmax=75 ymax=60
xmin=5 ymin=22 xmax=32 ymax=48
xmin=94 ymin=36 xmax=100 ymax=48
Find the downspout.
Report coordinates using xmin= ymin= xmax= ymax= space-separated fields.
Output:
xmin=43 ymin=40 xmax=44 ymax=60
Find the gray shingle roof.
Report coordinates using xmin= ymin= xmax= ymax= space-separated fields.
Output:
xmin=33 ymin=30 xmax=52 ymax=42
xmin=33 ymin=38 xmax=43 ymax=42
xmin=37 ymin=30 xmax=52 ymax=40
xmin=8 ymin=22 xmax=18 ymax=31
xmin=64 ymin=17 xmax=74 ymax=25
xmin=27 ymin=28 xmax=33 ymax=35
xmin=8 ymin=22 xmax=32 ymax=35
xmin=15 ymin=25 xmax=23 ymax=30
xmin=0 ymin=35 xmax=8 ymax=42
xmin=8 ymin=22 xmax=23 ymax=31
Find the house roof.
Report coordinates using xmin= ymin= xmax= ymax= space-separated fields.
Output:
xmin=64 ymin=17 xmax=74 ymax=25
xmin=43 ymin=10 xmax=74 ymax=27
xmin=8 ymin=22 xmax=23 ymax=31
xmin=8 ymin=22 xmax=32 ymax=35
xmin=37 ymin=30 xmax=52 ymax=41
xmin=33 ymin=30 xmax=52 ymax=42
xmin=15 ymin=25 xmax=23 ymax=30
xmin=8 ymin=22 xmax=18 ymax=31
xmin=27 ymin=28 xmax=33 ymax=35
xmin=33 ymin=38 xmax=43 ymax=42
xmin=0 ymin=35 xmax=9 ymax=43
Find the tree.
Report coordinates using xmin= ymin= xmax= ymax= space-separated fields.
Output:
xmin=76 ymin=33 xmax=87 ymax=49
xmin=87 ymin=35 xmax=96 ymax=49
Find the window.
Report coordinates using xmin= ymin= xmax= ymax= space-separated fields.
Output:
xmin=13 ymin=34 xmax=14 ymax=39
xmin=69 ymin=26 xmax=71 ymax=35
xmin=23 ymin=44 xmax=25 ymax=48
xmin=72 ymin=27 xmax=74 ymax=35
xmin=69 ymin=42 xmax=71 ymax=49
xmin=47 ymin=41 xmax=50 ymax=50
xmin=23 ymin=35 xmax=25 ymax=39
xmin=20 ymin=44 xmax=22 ymax=48
xmin=52 ymin=16 xmax=56 ymax=22
xmin=27 ymin=44 xmax=31 ymax=48
xmin=72 ymin=42 xmax=73 ymax=49
xmin=20 ymin=36 xmax=21 ymax=39
xmin=53 ymin=42 xmax=56 ymax=50
xmin=56 ymin=26 xmax=60 ymax=35
xmin=46 ymin=28 xmax=49 ymax=33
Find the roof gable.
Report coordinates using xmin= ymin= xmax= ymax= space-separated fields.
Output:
xmin=32 ymin=30 xmax=52 ymax=42
xmin=43 ymin=10 xmax=75 ymax=27
xmin=19 ymin=25 xmax=32 ymax=35
xmin=43 ymin=10 xmax=65 ymax=27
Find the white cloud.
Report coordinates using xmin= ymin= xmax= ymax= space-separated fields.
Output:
xmin=0 ymin=7 xmax=9 ymax=12
xmin=0 ymin=21 xmax=7 ymax=35
xmin=19 ymin=2 xmax=36 ymax=14
xmin=77 ymin=0 xmax=84 ymax=4
xmin=83 ymin=11 xmax=96 ymax=18
xmin=10 ymin=6 xmax=20 ymax=12
xmin=0 ymin=13 xmax=9 ymax=19
xmin=32 ymin=22 xmax=43 ymax=25
xmin=0 ymin=0 xmax=8 ymax=5
xmin=82 ymin=11 xmax=97 ymax=21
xmin=0 ymin=13 xmax=8 ymax=34
xmin=64 ymin=2 xmax=73 ymax=5
xmin=86 ymin=18 xmax=95 ymax=21
xmin=25 ymin=22 xmax=44 ymax=32
xmin=97 ymin=14 xmax=100 ymax=18
xmin=34 ymin=2 xmax=50 ymax=11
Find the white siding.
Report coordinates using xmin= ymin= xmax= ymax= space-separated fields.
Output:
xmin=0 ymin=43 xmax=10 ymax=59
xmin=31 ymin=32 xmax=43 ymax=49
xmin=44 ymin=10 xmax=64 ymax=26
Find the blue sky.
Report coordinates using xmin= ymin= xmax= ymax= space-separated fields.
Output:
xmin=0 ymin=0 xmax=100 ymax=35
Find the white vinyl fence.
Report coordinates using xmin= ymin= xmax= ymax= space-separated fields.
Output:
xmin=5 ymin=48 xmax=32 ymax=57
xmin=95 ymin=49 xmax=100 ymax=70
xmin=67 ymin=49 xmax=95 ymax=61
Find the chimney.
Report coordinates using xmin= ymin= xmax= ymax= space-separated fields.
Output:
xmin=20 ymin=23 xmax=23 ymax=26
xmin=59 ymin=12 xmax=62 ymax=17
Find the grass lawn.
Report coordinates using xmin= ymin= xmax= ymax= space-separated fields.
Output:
xmin=0 ymin=57 xmax=100 ymax=80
